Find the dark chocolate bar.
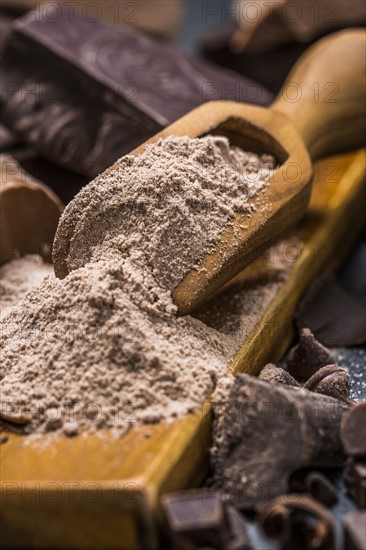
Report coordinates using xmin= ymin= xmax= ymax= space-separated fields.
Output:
xmin=0 ymin=3 xmax=272 ymax=178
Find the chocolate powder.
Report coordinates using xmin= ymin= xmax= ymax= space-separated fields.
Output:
xmin=1 ymin=136 xmax=281 ymax=436
xmin=54 ymin=135 xmax=275 ymax=290
xmin=0 ymin=255 xmax=53 ymax=319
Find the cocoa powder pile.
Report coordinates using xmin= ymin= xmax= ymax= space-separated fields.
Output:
xmin=0 ymin=256 xmax=54 ymax=319
xmin=0 ymin=136 xmax=280 ymax=437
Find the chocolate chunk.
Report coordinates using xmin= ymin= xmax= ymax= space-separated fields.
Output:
xmin=296 ymin=279 xmax=366 ymax=347
xmin=341 ymin=402 xmax=366 ymax=457
xmin=225 ymin=506 xmax=252 ymax=550
xmin=258 ymin=494 xmax=336 ymax=550
xmin=286 ymin=328 xmax=334 ymax=382
xmin=344 ymin=458 xmax=366 ymax=508
xmin=0 ymin=154 xmax=63 ymax=264
xmin=259 ymin=364 xmax=300 ymax=387
xmin=162 ymin=490 xmax=229 ymax=549
xmin=0 ymin=123 xmax=21 ymax=152
xmin=304 ymin=472 xmax=338 ymax=508
xmin=0 ymin=4 xmax=272 ymax=178
xmin=210 ymin=374 xmax=348 ymax=509
xmin=304 ymin=365 xmax=352 ymax=404
xmin=344 ymin=511 xmax=366 ymax=550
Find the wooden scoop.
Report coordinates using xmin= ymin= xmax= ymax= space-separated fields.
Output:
xmin=53 ymin=30 xmax=365 ymax=314
xmin=167 ymin=29 xmax=366 ymax=314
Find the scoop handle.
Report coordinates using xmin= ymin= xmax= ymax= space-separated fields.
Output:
xmin=272 ymin=29 xmax=366 ymax=161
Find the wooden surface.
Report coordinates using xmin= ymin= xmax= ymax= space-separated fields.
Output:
xmin=0 ymin=155 xmax=63 ymax=265
xmin=1 ymin=150 xmax=365 ymax=549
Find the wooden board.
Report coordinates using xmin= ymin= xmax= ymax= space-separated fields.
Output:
xmin=0 ymin=151 xmax=365 ymax=549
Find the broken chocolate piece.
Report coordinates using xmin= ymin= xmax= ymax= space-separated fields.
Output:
xmin=304 ymin=365 xmax=352 ymax=404
xmin=304 ymin=472 xmax=338 ymax=508
xmin=344 ymin=458 xmax=366 ymax=508
xmin=286 ymin=328 xmax=334 ymax=382
xmin=296 ymin=278 xmax=366 ymax=347
xmin=258 ymin=494 xmax=336 ymax=550
xmin=210 ymin=374 xmax=348 ymax=509
xmin=162 ymin=490 xmax=229 ymax=549
xmin=0 ymin=4 xmax=272 ymax=178
xmin=341 ymin=402 xmax=366 ymax=457
xmin=259 ymin=364 xmax=300 ymax=387
xmin=344 ymin=511 xmax=366 ymax=550
xmin=225 ymin=505 xmax=252 ymax=550
xmin=0 ymin=154 xmax=63 ymax=265
xmin=0 ymin=123 xmax=21 ymax=152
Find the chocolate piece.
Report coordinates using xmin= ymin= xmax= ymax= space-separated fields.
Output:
xmin=0 ymin=154 xmax=63 ymax=265
xmin=2 ymin=0 xmax=184 ymax=39
xmin=259 ymin=364 xmax=300 ymax=387
xmin=15 ymin=151 xmax=88 ymax=205
xmin=304 ymin=365 xmax=352 ymax=404
xmin=296 ymin=279 xmax=366 ymax=347
xmin=304 ymin=472 xmax=338 ymax=508
xmin=0 ymin=124 xmax=21 ymax=151
xmin=344 ymin=511 xmax=366 ymax=550
xmin=258 ymin=494 xmax=336 ymax=550
xmin=344 ymin=458 xmax=366 ymax=508
xmin=341 ymin=402 xmax=366 ymax=457
xmin=162 ymin=490 xmax=229 ymax=549
xmin=0 ymin=4 xmax=272 ymax=178
xmin=286 ymin=328 xmax=334 ymax=382
xmin=210 ymin=374 xmax=348 ymax=509
xmin=225 ymin=506 xmax=252 ymax=550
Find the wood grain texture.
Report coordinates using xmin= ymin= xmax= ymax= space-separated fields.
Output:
xmin=1 ymin=150 xmax=365 ymax=549
xmin=273 ymin=29 xmax=366 ymax=161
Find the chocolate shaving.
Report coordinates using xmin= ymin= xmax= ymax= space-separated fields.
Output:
xmin=258 ymin=494 xmax=337 ymax=550
xmin=296 ymin=279 xmax=366 ymax=347
xmin=286 ymin=328 xmax=334 ymax=382
xmin=210 ymin=374 xmax=348 ymax=509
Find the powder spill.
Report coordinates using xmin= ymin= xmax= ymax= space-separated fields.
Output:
xmin=1 ymin=136 xmax=279 ymax=436
xmin=0 ymin=255 xmax=54 ymax=319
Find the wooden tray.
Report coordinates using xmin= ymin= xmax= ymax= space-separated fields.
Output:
xmin=1 ymin=151 xmax=365 ymax=549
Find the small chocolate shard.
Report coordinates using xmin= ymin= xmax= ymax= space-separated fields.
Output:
xmin=259 ymin=364 xmax=300 ymax=387
xmin=162 ymin=490 xmax=229 ymax=549
xmin=344 ymin=458 xmax=366 ymax=508
xmin=304 ymin=472 xmax=338 ymax=508
xmin=341 ymin=402 xmax=366 ymax=457
xmin=344 ymin=511 xmax=366 ymax=550
xmin=296 ymin=278 xmax=366 ymax=347
xmin=225 ymin=505 xmax=252 ymax=550
xmin=286 ymin=328 xmax=334 ymax=382
xmin=258 ymin=494 xmax=336 ymax=550
xmin=304 ymin=365 xmax=352 ymax=404
xmin=210 ymin=374 xmax=348 ymax=509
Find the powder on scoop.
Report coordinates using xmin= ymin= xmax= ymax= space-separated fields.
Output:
xmin=1 ymin=136 xmax=280 ymax=436
xmin=54 ymin=135 xmax=275 ymax=290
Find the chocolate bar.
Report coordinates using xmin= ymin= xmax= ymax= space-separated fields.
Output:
xmin=0 ymin=3 xmax=272 ymax=178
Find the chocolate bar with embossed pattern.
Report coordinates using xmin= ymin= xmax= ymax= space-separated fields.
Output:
xmin=0 ymin=3 xmax=272 ymax=178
